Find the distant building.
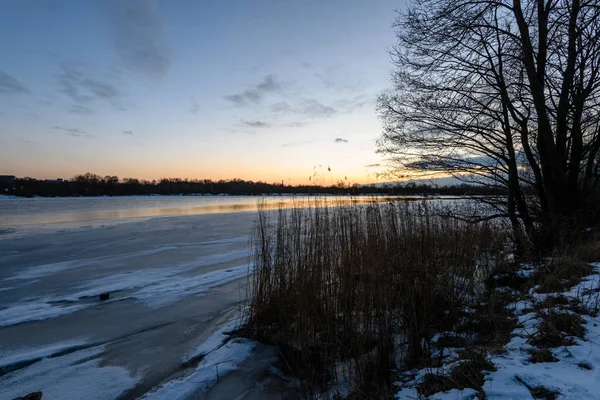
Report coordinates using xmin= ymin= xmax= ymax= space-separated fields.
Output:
xmin=0 ymin=175 xmax=16 ymax=184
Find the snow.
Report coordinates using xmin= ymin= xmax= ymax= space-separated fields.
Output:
xmin=140 ymin=338 xmax=256 ymax=400
xmin=395 ymin=263 xmax=600 ymax=399
xmin=182 ymin=314 xmax=240 ymax=363
xmin=0 ymin=302 xmax=89 ymax=327
xmin=5 ymin=242 xmax=248 ymax=282
xmin=0 ymin=338 xmax=89 ymax=370
xmin=433 ymin=389 xmax=479 ymax=399
xmin=482 ymin=264 xmax=600 ymax=400
xmin=0 ymin=345 xmax=137 ymax=400
xmin=0 ymin=249 xmax=250 ymax=327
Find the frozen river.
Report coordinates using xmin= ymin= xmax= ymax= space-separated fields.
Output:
xmin=0 ymin=195 xmax=408 ymax=399
xmin=0 ymin=196 xmax=270 ymax=399
xmin=0 ymin=194 xmax=471 ymax=399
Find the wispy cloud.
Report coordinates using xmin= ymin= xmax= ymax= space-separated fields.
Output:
xmin=122 ymin=130 xmax=135 ymax=136
xmin=190 ymin=102 xmax=200 ymax=114
xmin=241 ymin=120 xmax=270 ymax=128
xmin=270 ymin=101 xmax=291 ymax=113
xmin=70 ymin=105 xmax=94 ymax=114
xmin=334 ymin=94 xmax=371 ymax=113
xmin=53 ymin=126 xmax=94 ymax=139
xmin=224 ymin=74 xmax=282 ymax=106
xmin=57 ymin=62 xmax=122 ymax=113
xmin=58 ymin=63 xmax=91 ymax=104
xmin=301 ymin=99 xmax=337 ymax=118
xmin=81 ymin=78 xmax=120 ymax=99
xmin=334 ymin=137 xmax=349 ymax=143
xmin=286 ymin=121 xmax=307 ymax=128
xmin=111 ymin=0 xmax=171 ymax=79
xmin=365 ymin=163 xmax=381 ymax=168
xmin=281 ymin=140 xmax=314 ymax=148
xmin=0 ymin=71 xmax=30 ymax=94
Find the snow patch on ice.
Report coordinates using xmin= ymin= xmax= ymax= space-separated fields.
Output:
xmin=0 ymin=345 xmax=137 ymax=400
xmin=140 ymin=338 xmax=255 ymax=400
xmin=0 ymin=338 xmax=89 ymax=369
xmin=0 ymin=250 xmax=250 ymax=327
xmin=0 ymin=302 xmax=89 ymax=327
xmin=182 ymin=317 xmax=240 ymax=364
xmin=5 ymin=240 xmax=249 ymax=282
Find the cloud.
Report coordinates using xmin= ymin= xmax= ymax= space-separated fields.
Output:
xmin=301 ymin=62 xmax=313 ymax=69
xmin=190 ymin=102 xmax=200 ymax=114
xmin=241 ymin=120 xmax=270 ymax=128
xmin=270 ymin=101 xmax=291 ymax=113
xmin=0 ymin=71 xmax=30 ymax=94
xmin=314 ymin=72 xmax=366 ymax=93
xmin=53 ymin=126 xmax=94 ymax=139
xmin=111 ymin=0 xmax=171 ymax=79
xmin=224 ymin=74 xmax=282 ymax=106
xmin=57 ymin=62 xmax=122 ymax=112
xmin=334 ymin=137 xmax=349 ymax=143
xmin=286 ymin=121 xmax=307 ymax=128
xmin=122 ymin=130 xmax=135 ymax=136
xmin=70 ymin=105 xmax=94 ymax=114
xmin=301 ymin=99 xmax=337 ymax=118
xmin=81 ymin=78 xmax=119 ymax=99
xmin=281 ymin=140 xmax=313 ymax=148
xmin=58 ymin=63 xmax=91 ymax=103
xmin=334 ymin=94 xmax=371 ymax=113
xmin=364 ymin=163 xmax=381 ymax=168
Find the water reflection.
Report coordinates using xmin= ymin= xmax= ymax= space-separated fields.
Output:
xmin=0 ymin=195 xmax=443 ymax=227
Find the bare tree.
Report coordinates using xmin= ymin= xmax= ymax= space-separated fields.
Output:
xmin=378 ymin=0 xmax=600 ymax=248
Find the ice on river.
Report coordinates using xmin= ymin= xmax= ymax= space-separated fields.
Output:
xmin=0 ymin=197 xmax=258 ymax=399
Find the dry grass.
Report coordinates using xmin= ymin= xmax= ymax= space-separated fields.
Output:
xmin=418 ymin=348 xmax=495 ymax=397
xmin=571 ymin=241 xmax=600 ymax=263
xmin=530 ymin=311 xmax=586 ymax=348
xmin=533 ymin=256 xmax=593 ymax=293
xmin=527 ymin=348 xmax=558 ymax=363
xmin=242 ymin=199 xmax=506 ymax=395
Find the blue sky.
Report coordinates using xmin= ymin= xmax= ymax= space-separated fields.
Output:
xmin=0 ymin=0 xmax=403 ymax=184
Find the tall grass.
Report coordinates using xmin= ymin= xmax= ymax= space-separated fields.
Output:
xmin=242 ymin=198 xmax=506 ymax=396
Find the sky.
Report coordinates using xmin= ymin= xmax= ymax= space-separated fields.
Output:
xmin=0 ymin=0 xmax=404 ymax=185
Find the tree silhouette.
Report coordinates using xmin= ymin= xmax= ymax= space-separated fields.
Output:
xmin=378 ymin=0 xmax=600 ymax=248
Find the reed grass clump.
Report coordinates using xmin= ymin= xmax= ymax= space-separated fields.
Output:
xmin=242 ymin=199 xmax=506 ymax=396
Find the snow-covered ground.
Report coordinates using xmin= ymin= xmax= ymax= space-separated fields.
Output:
xmin=395 ymin=263 xmax=600 ymax=399
xmin=0 ymin=198 xmax=260 ymax=399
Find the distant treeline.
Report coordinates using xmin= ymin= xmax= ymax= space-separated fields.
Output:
xmin=2 ymin=173 xmax=507 ymax=197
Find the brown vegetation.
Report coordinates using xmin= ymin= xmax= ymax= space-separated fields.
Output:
xmin=242 ymin=199 xmax=507 ymax=396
